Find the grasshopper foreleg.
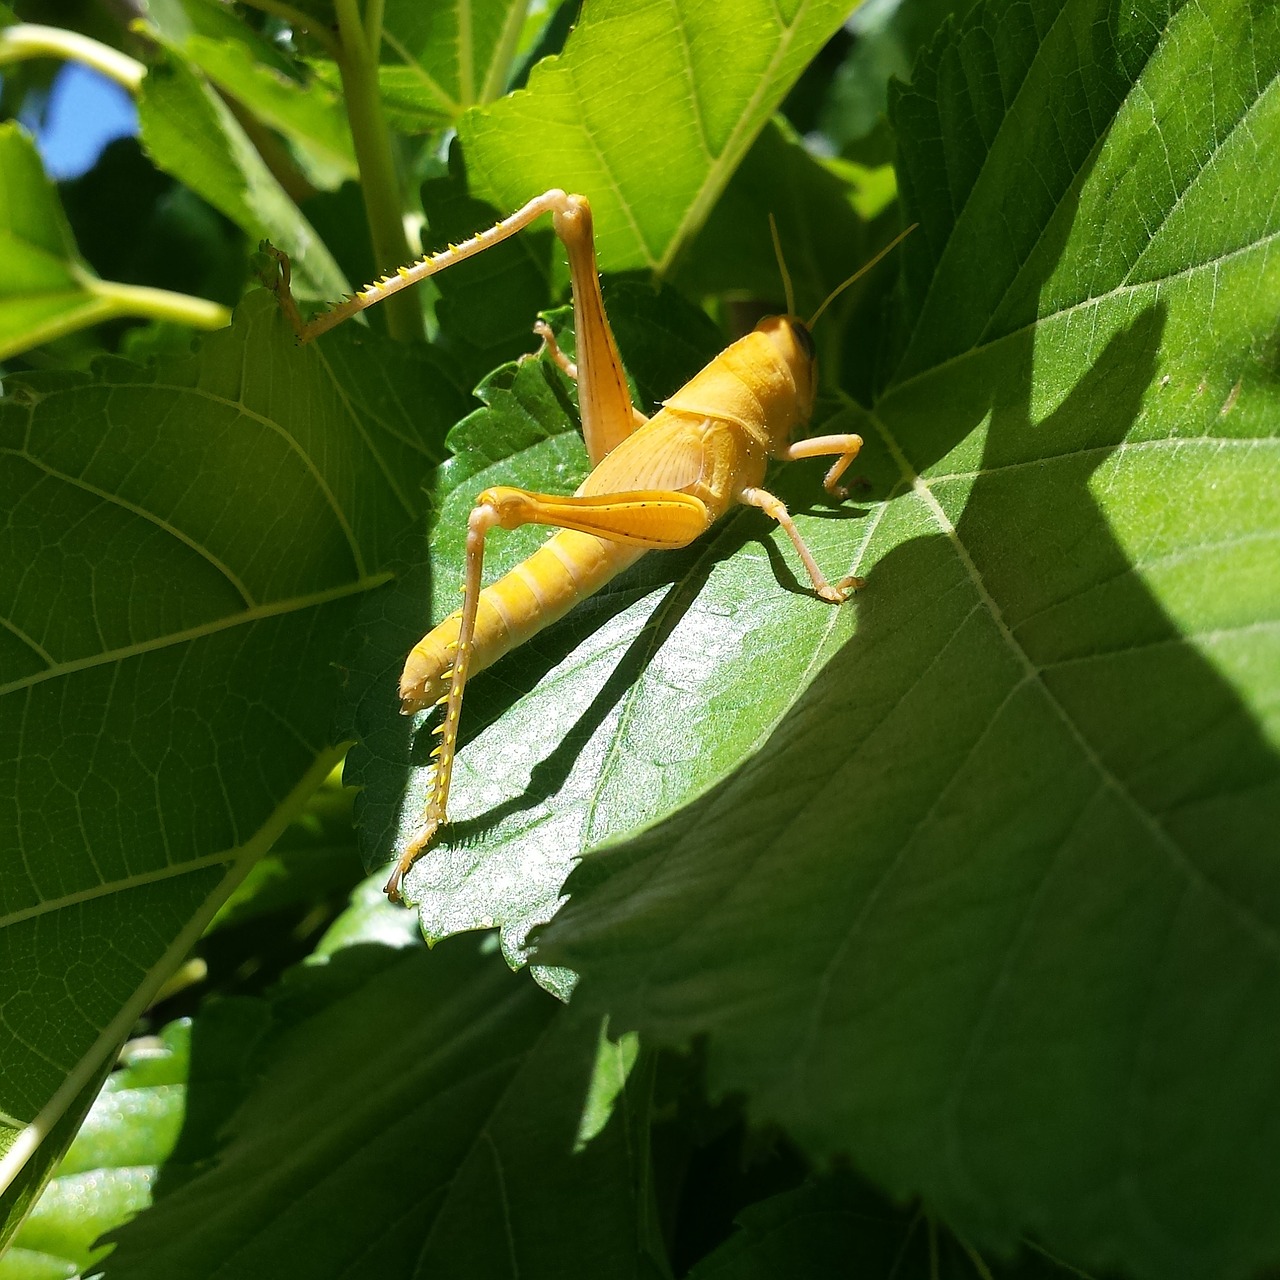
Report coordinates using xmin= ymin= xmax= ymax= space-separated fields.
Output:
xmin=775 ymin=432 xmax=864 ymax=499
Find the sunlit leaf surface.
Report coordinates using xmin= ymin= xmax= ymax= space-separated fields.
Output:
xmin=0 ymin=1024 xmax=187 ymax=1280
xmin=459 ymin=0 xmax=861 ymax=271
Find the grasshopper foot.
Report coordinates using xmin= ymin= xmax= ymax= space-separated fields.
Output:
xmin=384 ymin=818 xmax=441 ymax=903
xmin=817 ymin=575 xmax=864 ymax=604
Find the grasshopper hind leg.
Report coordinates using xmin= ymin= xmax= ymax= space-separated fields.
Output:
xmin=385 ymin=501 xmax=500 ymax=902
xmin=385 ymin=482 xmax=713 ymax=902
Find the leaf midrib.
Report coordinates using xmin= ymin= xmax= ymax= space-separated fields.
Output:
xmin=869 ymin=406 xmax=1280 ymax=961
xmin=655 ymin=0 xmax=817 ymax=275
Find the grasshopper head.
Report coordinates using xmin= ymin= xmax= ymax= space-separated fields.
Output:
xmin=755 ymin=314 xmax=818 ymax=423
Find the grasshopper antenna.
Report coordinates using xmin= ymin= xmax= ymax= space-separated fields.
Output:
xmin=768 ymin=213 xmax=797 ymax=318
xmin=807 ymin=222 xmax=918 ymax=330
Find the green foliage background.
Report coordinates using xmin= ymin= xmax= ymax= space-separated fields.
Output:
xmin=0 ymin=0 xmax=1276 ymax=1277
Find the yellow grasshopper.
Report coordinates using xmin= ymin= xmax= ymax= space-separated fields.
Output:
xmin=268 ymin=190 xmax=910 ymax=901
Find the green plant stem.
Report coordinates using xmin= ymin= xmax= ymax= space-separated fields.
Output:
xmin=0 ymin=24 xmax=145 ymax=91
xmin=362 ymin=0 xmax=386 ymax=58
xmin=90 ymin=279 xmax=232 ymax=330
xmin=332 ymin=0 xmax=421 ymax=342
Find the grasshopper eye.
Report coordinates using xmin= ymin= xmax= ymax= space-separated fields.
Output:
xmin=792 ymin=321 xmax=815 ymax=361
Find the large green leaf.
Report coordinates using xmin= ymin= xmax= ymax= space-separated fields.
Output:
xmin=138 ymin=0 xmax=358 ymax=190
xmin=538 ymin=1 xmax=1280 ymax=1278
xmin=308 ymin=0 xmax=544 ymax=135
xmin=376 ymin=0 xmax=537 ymax=113
xmin=0 ymin=291 xmax=468 ymax=1215
xmin=458 ymin=0 xmax=862 ymax=272
xmin=99 ymin=935 xmax=659 ymax=1279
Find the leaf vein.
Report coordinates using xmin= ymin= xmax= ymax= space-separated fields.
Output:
xmin=885 ymin=228 xmax=1280 ymax=401
xmin=0 ymin=613 xmax=54 ymax=667
xmin=108 ymin=379 xmax=369 ymax=578
xmin=921 ymin=432 xmax=1280 ymax=483
xmin=0 ymin=575 xmax=391 ymax=700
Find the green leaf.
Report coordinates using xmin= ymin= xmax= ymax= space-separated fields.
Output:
xmin=377 ymin=0 xmax=536 ymax=112
xmin=0 ymin=1024 xmax=188 ymax=1280
xmin=0 ymin=124 xmax=230 ymax=373
xmin=138 ymin=0 xmax=358 ymax=190
xmin=0 ymin=1062 xmax=109 ymax=1264
xmin=138 ymin=0 xmax=296 ymax=71
xmin=309 ymin=0 xmax=542 ymax=135
xmin=137 ymin=58 xmax=348 ymax=299
xmin=178 ymin=40 xmax=356 ymax=190
xmin=0 ymin=290 xmax=469 ymax=1212
xmin=0 ymin=123 xmax=115 ymax=359
xmin=688 ymin=1172 xmax=1097 ymax=1279
xmin=458 ymin=0 xmax=862 ymax=272
xmin=536 ymin=1 xmax=1280 ymax=1278
xmin=100 ymin=938 xmax=661 ymax=1278
xmin=672 ymin=116 xmax=888 ymax=325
